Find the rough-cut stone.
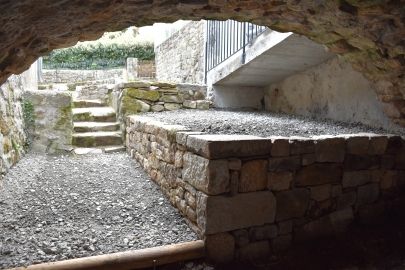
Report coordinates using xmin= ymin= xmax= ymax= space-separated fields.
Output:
xmin=271 ymin=138 xmax=290 ymax=157
xmin=296 ymin=164 xmax=342 ymax=186
xmin=268 ymin=156 xmax=300 ymax=172
xmin=289 ymin=137 xmax=315 ymax=155
xmin=183 ymin=100 xmax=197 ymax=109
xmin=368 ymin=136 xmax=388 ymax=155
xmin=182 ymin=153 xmax=229 ymax=195
xmin=238 ymin=241 xmax=271 ymax=262
xmin=249 ymin=224 xmax=278 ymax=241
xmin=272 ymin=234 xmax=292 ymax=252
xmin=278 ymin=220 xmax=293 ymax=235
xmin=315 ymin=137 xmax=346 ymax=163
xmin=346 ymin=136 xmax=370 ymax=155
xmin=205 ymin=233 xmax=235 ymax=263
xmin=228 ymin=158 xmax=242 ymax=171
xmin=196 ymin=100 xmax=210 ymax=110
xmin=239 ymin=160 xmax=268 ymax=192
xmin=357 ymin=183 xmax=380 ymax=206
xmin=310 ymin=184 xmax=331 ymax=201
xmin=276 ymin=188 xmax=310 ymax=221
xmin=197 ymin=191 xmax=276 ymax=234
xmin=125 ymin=88 xmax=160 ymax=101
xmin=337 ymin=191 xmax=357 ymax=209
xmin=164 ymin=103 xmax=182 ymax=111
xmin=186 ymin=134 xmax=272 ymax=159
xmin=151 ymin=104 xmax=164 ymax=112
xmin=344 ymin=154 xmax=380 ymax=170
xmin=232 ymin=229 xmax=250 ymax=248
xmin=380 ymin=170 xmax=398 ymax=190
xmin=302 ymin=153 xmax=316 ymax=166
xmin=342 ymin=171 xmax=371 ymax=188
xmin=161 ymin=94 xmax=183 ymax=103
xmin=267 ymin=171 xmax=293 ymax=191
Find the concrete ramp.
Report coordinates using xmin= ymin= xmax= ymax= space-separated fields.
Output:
xmin=210 ymin=32 xmax=334 ymax=87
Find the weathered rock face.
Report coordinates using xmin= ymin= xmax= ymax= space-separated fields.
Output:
xmin=0 ymin=1 xmax=403 ymax=125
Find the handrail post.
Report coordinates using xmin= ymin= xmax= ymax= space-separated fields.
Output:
xmin=242 ymin=22 xmax=246 ymax=64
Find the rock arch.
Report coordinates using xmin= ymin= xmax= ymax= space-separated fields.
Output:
xmin=0 ymin=0 xmax=403 ymax=125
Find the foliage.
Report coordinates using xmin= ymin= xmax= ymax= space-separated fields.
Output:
xmin=43 ymin=43 xmax=154 ymax=70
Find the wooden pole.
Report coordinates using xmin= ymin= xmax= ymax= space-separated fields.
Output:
xmin=9 ymin=240 xmax=205 ymax=270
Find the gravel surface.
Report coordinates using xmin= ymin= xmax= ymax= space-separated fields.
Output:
xmin=144 ymin=109 xmax=405 ymax=137
xmin=0 ymin=153 xmax=197 ymax=269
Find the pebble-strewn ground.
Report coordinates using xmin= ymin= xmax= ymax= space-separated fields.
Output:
xmin=0 ymin=153 xmax=197 ymax=269
xmin=145 ymin=109 xmax=405 ymax=137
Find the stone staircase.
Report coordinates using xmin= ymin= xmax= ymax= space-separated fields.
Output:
xmin=72 ymin=99 xmax=125 ymax=155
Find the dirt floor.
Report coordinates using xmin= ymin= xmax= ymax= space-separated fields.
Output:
xmin=0 ymin=153 xmax=197 ymax=269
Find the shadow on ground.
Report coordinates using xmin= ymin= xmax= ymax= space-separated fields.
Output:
xmin=160 ymin=207 xmax=405 ymax=270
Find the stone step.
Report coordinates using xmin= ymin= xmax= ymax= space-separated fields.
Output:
xmin=73 ymin=107 xmax=116 ymax=122
xmin=74 ymin=122 xmax=120 ymax=133
xmin=73 ymin=99 xmax=107 ymax=108
xmin=72 ymin=131 xmax=123 ymax=147
xmin=73 ymin=145 xmax=126 ymax=155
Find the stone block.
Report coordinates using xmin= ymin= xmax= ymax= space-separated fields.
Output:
xmin=239 ymin=160 xmax=268 ymax=192
xmin=315 ymin=137 xmax=346 ymax=163
xmin=344 ymin=155 xmax=380 ymax=170
xmin=296 ymin=164 xmax=342 ymax=186
xmin=268 ymin=156 xmax=301 ymax=172
xmin=182 ymin=153 xmax=229 ymax=195
xmin=381 ymin=155 xmax=395 ymax=169
xmin=185 ymin=191 xmax=197 ymax=209
xmin=183 ymin=100 xmax=197 ymax=109
xmin=337 ymin=191 xmax=356 ymax=209
xmin=228 ymin=158 xmax=242 ymax=170
xmin=186 ymin=134 xmax=272 ymax=159
xmin=331 ymin=185 xmax=342 ymax=197
xmin=151 ymin=104 xmax=164 ymax=112
xmin=230 ymin=171 xmax=239 ymax=196
xmin=385 ymin=136 xmax=402 ymax=154
xmin=380 ymin=170 xmax=398 ymax=190
xmin=164 ymin=103 xmax=182 ymax=111
xmin=290 ymin=137 xmax=315 ymax=155
xmin=346 ymin=136 xmax=369 ymax=155
xmin=272 ymin=234 xmax=292 ymax=252
xmin=310 ymin=184 xmax=331 ymax=201
xmin=238 ymin=241 xmax=271 ymax=262
xmin=205 ymin=233 xmax=235 ymax=263
xmin=267 ymin=171 xmax=293 ymax=191
xmin=270 ymin=138 xmax=290 ymax=157
xmin=302 ymin=153 xmax=316 ymax=166
xmin=176 ymin=131 xmax=205 ymax=146
xmin=196 ymin=100 xmax=210 ymax=110
xmin=174 ymin=150 xmax=184 ymax=168
xmin=249 ymin=224 xmax=278 ymax=241
xmin=161 ymin=94 xmax=183 ymax=103
xmin=368 ymin=136 xmax=388 ymax=155
xmin=232 ymin=229 xmax=250 ymax=247
xmin=197 ymin=191 xmax=276 ymax=234
xmin=357 ymin=183 xmax=380 ymax=206
xmin=342 ymin=171 xmax=371 ymax=187
xmin=125 ymin=88 xmax=160 ymax=101
xmin=275 ymin=188 xmax=310 ymax=221
xmin=329 ymin=208 xmax=354 ymax=232
xmin=278 ymin=220 xmax=293 ymax=235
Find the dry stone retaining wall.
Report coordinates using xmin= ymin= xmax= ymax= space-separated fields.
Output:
xmin=126 ymin=116 xmax=405 ymax=262
xmin=41 ymin=69 xmax=124 ymax=84
xmin=155 ymin=21 xmax=206 ymax=84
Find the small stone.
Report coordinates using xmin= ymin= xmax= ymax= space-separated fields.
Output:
xmin=310 ymin=184 xmax=331 ymax=201
xmin=239 ymin=160 xmax=268 ymax=192
xmin=267 ymin=171 xmax=293 ymax=191
xmin=357 ymin=183 xmax=380 ymax=206
xmin=271 ymin=138 xmax=290 ymax=157
xmin=315 ymin=137 xmax=345 ymax=163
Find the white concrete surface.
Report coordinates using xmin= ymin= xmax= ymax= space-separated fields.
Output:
xmin=212 ymin=85 xmax=265 ymax=110
xmin=265 ymin=57 xmax=399 ymax=130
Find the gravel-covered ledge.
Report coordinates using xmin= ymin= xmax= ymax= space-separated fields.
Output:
xmin=126 ymin=113 xmax=405 ymax=263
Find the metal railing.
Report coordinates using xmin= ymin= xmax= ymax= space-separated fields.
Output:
xmin=205 ymin=20 xmax=267 ymax=78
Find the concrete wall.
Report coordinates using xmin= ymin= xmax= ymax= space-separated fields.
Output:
xmin=211 ymin=85 xmax=264 ymax=110
xmin=155 ymin=21 xmax=206 ymax=84
xmin=0 ymin=62 xmax=38 ymax=176
xmin=265 ymin=57 xmax=398 ymax=130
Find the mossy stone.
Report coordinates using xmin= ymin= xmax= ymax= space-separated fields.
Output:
xmin=125 ymin=88 xmax=160 ymax=102
xmin=121 ymin=96 xmax=150 ymax=115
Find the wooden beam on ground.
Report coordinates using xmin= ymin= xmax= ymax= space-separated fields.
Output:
xmin=9 ymin=240 xmax=205 ymax=270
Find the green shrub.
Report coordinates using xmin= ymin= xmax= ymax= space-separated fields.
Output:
xmin=43 ymin=43 xmax=154 ymax=69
